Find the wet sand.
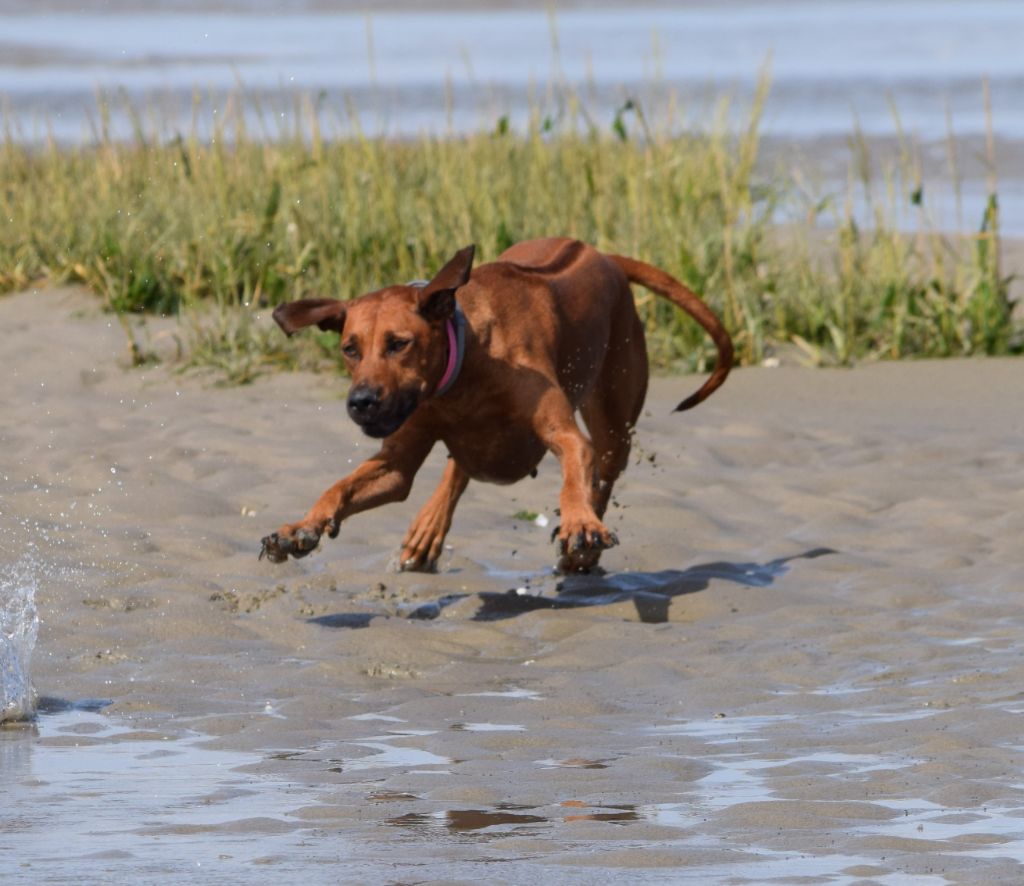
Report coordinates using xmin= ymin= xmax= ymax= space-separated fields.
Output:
xmin=2 ymin=285 xmax=1024 ymax=882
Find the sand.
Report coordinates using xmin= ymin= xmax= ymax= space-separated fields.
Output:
xmin=2 ymin=285 xmax=1024 ymax=883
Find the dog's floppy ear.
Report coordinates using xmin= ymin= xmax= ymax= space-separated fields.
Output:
xmin=417 ymin=245 xmax=475 ymax=321
xmin=272 ymin=299 xmax=347 ymax=337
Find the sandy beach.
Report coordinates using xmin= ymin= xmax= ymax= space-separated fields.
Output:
xmin=2 ymin=285 xmax=1024 ymax=882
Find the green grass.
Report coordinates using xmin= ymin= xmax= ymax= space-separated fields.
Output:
xmin=0 ymin=83 xmax=1017 ymax=381
xmin=512 ymin=510 xmax=541 ymax=522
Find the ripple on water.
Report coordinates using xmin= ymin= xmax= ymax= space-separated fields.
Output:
xmin=457 ymin=686 xmax=544 ymax=701
xmin=343 ymin=730 xmax=453 ymax=772
xmin=863 ymin=798 xmax=1024 ymax=857
xmin=450 ymin=722 xmax=526 ymax=732
xmin=1 ymin=704 xmax=348 ymax=875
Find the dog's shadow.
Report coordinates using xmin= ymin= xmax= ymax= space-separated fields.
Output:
xmin=308 ymin=547 xmax=835 ymax=628
xmin=473 ymin=547 xmax=835 ymax=623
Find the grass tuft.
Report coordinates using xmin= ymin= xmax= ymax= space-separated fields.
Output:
xmin=0 ymin=80 xmax=1017 ymax=380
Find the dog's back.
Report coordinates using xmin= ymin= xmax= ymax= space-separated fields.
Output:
xmin=461 ymin=239 xmax=635 ymax=388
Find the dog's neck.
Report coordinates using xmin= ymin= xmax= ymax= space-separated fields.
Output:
xmin=436 ymin=303 xmax=466 ymax=397
xmin=407 ymin=279 xmax=466 ymax=397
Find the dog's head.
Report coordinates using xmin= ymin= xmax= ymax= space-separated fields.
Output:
xmin=272 ymin=245 xmax=475 ymax=438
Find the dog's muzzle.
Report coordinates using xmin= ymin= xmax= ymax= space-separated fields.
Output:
xmin=347 ymin=384 xmax=419 ymax=438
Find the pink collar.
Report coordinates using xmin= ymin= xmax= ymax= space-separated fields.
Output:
xmin=435 ymin=304 xmax=466 ymax=397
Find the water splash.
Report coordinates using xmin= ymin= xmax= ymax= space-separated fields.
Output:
xmin=1 ymin=555 xmax=39 ymax=722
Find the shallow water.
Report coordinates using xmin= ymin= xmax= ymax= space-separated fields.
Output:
xmin=1 ymin=703 xmax=334 ymax=880
xmin=2 ymin=1 xmax=1020 ymax=139
xmin=6 ymin=687 xmax=1023 ymax=883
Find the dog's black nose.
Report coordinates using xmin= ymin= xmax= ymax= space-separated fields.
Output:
xmin=347 ymin=385 xmax=382 ymax=421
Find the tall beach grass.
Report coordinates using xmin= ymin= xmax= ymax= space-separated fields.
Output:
xmin=0 ymin=81 xmax=1016 ymax=381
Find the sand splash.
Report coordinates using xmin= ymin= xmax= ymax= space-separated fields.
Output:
xmin=0 ymin=555 xmax=39 ymax=722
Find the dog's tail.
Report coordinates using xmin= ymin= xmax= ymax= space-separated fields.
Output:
xmin=610 ymin=254 xmax=734 ymax=412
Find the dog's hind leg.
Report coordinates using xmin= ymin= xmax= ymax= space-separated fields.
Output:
xmin=399 ymin=458 xmax=470 ymax=572
xmin=567 ymin=324 xmax=649 ymax=572
xmin=524 ymin=387 xmax=619 ymax=573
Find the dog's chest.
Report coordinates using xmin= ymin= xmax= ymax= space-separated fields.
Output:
xmin=443 ymin=424 xmax=546 ymax=486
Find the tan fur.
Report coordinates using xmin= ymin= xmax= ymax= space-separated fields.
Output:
xmin=261 ymin=238 xmax=733 ymax=573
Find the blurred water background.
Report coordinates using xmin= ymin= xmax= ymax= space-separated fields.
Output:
xmin=2 ymin=0 xmax=1021 ymax=231
xmin=0 ymin=1 xmax=1018 ymax=136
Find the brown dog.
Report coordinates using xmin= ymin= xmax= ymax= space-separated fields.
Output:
xmin=260 ymin=237 xmax=732 ymax=573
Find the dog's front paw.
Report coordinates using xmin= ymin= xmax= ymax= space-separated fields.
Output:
xmin=556 ymin=520 xmax=619 ymax=554
xmin=259 ymin=526 xmax=323 ymax=563
xmin=398 ymin=551 xmax=440 ymax=573
xmin=398 ymin=532 xmax=444 ymax=573
xmin=554 ymin=519 xmax=619 ymax=574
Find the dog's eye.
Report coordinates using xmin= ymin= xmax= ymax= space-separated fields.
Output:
xmin=386 ymin=338 xmax=411 ymax=355
xmin=341 ymin=342 xmax=360 ymax=360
